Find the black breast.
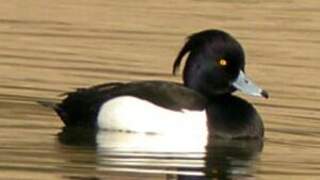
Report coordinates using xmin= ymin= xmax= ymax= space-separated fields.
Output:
xmin=206 ymin=95 xmax=264 ymax=138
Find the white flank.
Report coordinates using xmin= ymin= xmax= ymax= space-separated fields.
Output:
xmin=97 ymin=96 xmax=207 ymax=136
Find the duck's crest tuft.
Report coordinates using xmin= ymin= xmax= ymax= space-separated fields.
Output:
xmin=172 ymin=36 xmax=193 ymax=75
xmin=172 ymin=29 xmax=227 ymax=75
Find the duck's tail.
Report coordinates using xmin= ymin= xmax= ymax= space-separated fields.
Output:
xmin=37 ymin=100 xmax=68 ymax=125
xmin=37 ymin=100 xmax=59 ymax=109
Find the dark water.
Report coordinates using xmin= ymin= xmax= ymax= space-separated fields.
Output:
xmin=1 ymin=0 xmax=320 ymax=179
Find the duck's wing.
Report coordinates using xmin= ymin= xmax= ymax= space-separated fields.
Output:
xmin=106 ymin=81 xmax=207 ymax=111
xmin=42 ymin=81 xmax=206 ymax=128
xmin=49 ymin=82 xmax=124 ymax=128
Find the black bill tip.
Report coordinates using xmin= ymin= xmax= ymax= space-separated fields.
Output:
xmin=261 ymin=90 xmax=269 ymax=99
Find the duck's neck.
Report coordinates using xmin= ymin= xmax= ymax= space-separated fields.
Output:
xmin=183 ymin=81 xmax=233 ymax=100
xmin=206 ymin=93 xmax=233 ymax=101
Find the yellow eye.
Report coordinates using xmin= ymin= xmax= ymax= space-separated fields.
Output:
xmin=218 ymin=59 xmax=228 ymax=66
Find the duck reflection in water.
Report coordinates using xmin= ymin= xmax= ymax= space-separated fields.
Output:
xmin=58 ymin=126 xmax=263 ymax=180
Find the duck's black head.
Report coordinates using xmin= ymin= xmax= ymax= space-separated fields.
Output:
xmin=173 ymin=29 xmax=268 ymax=98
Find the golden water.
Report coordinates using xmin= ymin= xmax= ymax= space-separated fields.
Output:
xmin=0 ymin=0 xmax=320 ymax=179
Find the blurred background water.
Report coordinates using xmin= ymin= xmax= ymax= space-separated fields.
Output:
xmin=0 ymin=0 xmax=320 ymax=179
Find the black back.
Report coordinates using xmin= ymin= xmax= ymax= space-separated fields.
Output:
xmin=56 ymin=81 xmax=207 ymax=128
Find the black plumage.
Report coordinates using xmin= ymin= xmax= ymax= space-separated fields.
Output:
xmin=42 ymin=29 xmax=268 ymax=138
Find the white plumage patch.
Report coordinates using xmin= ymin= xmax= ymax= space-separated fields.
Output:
xmin=97 ymin=96 xmax=207 ymax=135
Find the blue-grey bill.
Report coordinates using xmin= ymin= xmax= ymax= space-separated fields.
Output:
xmin=232 ymin=70 xmax=269 ymax=99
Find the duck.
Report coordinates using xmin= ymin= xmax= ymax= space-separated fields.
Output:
xmin=42 ymin=29 xmax=268 ymax=139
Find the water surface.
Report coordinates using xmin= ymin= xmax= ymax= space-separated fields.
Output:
xmin=0 ymin=0 xmax=320 ymax=179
